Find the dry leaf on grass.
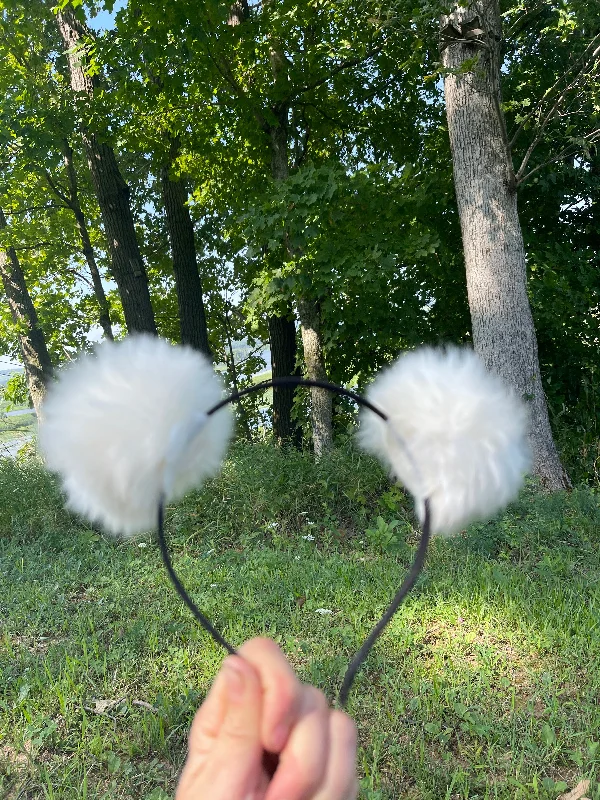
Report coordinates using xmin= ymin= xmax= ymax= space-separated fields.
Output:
xmin=557 ymin=779 xmax=590 ymax=800
xmin=84 ymin=697 xmax=126 ymax=716
xmin=132 ymin=699 xmax=158 ymax=713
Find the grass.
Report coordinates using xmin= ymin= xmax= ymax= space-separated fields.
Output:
xmin=252 ymin=370 xmax=272 ymax=384
xmin=0 ymin=400 xmax=30 ymax=414
xmin=0 ymin=412 xmax=36 ymax=445
xmin=1 ymin=443 xmax=600 ymax=799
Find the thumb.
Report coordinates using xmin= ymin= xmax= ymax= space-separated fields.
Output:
xmin=208 ymin=656 xmax=264 ymax=797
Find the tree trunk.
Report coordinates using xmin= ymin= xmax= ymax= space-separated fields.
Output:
xmin=160 ymin=156 xmax=211 ymax=357
xmin=56 ymin=8 xmax=156 ymax=335
xmin=227 ymin=0 xmax=249 ymax=26
xmin=223 ymin=309 xmax=253 ymax=439
xmin=266 ymin=94 xmax=305 ymax=445
xmin=268 ymin=73 xmax=331 ymax=451
xmin=0 ymin=208 xmax=53 ymax=417
xmin=59 ymin=140 xmax=113 ymax=340
xmin=224 ymin=11 xmax=302 ymax=443
xmin=440 ymin=0 xmax=570 ymax=490
xmin=296 ymin=297 xmax=332 ymax=456
xmin=268 ymin=314 xmax=301 ymax=446
xmin=589 ymin=146 xmax=600 ymax=253
xmin=296 ymin=296 xmax=332 ymax=455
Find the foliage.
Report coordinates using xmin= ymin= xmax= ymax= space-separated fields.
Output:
xmin=364 ymin=515 xmax=412 ymax=556
xmin=1 ymin=371 xmax=30 ymax=407
xmin=498 ymin=0 xmax=600 ymax=483
xmin=0 ymin=0 xmax=598 ymax=478
xmin=242 ymin=161 xmax=468 ymax=387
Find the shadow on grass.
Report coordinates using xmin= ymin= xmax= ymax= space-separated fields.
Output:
xmin=1 ymin=447 xmax=599 ymax=799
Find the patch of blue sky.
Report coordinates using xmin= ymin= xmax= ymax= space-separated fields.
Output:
xmin=87 ymin=0 xmax=127 ymax=33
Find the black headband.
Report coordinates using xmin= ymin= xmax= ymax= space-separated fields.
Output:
xmin=155 ymin=375 xmax=432 ymax=708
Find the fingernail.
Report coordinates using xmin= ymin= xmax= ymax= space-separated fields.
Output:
xmin=223 ymin=657 xmax=245 ymax=700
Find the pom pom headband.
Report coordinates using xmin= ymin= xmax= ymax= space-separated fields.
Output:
xmin=39 ymin=336 xmax=530 ymax=707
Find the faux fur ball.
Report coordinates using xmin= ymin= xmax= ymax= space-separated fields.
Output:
xmin=39 ymin=335 xmax=233 ymax=536
xmin=359 ymin=347 xmax=531 ymax=535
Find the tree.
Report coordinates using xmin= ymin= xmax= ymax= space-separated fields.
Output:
xmin=268 ymin=314 xmax=301 ymax=446
xmin=0 ymin=0 xmax=118 ymax=348
xmin=161 ymin=148 xmax=211 ymax=357
xmin=114 ymin=0 xmax=422 ymax=450
xmin=2 ymin=0 xmax=597 ymax=479
xmin=55 ymin=4 xmax=157 ymax=335
xmin=0 ymin=207 xmax=53 ymax=416
xmin=440 ymin=0 xmax=572 ymax=489
xmin=43 ymin=139 xmax=114 ymax=340
xmin=106 ymin=30 xmax=214 ymax=356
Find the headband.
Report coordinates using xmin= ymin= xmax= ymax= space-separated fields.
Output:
xmin=38 ymin=335 xmax=530 ymax=707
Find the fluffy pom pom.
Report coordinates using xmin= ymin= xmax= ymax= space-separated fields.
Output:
xmin=39 ymin=335 xmax=233 ymax=536
xmin=359 ymin=347 xmax=531 ymax=535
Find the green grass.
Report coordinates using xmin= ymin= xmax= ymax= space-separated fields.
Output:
xmin=0 ymin=400 xmax=30 ymax=414
xmin=252 ymin=370 xmax=272 ymax=384
xmin=0 ymin=414 xmax=36 ymax=444
xmin=1 ymin=445 xmax=600 ymax=799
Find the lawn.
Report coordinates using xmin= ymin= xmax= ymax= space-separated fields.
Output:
xmin=0 ymin=413 xmax=36 ymax=445
xmin=1 ymin=443 xmax=599 ymax=799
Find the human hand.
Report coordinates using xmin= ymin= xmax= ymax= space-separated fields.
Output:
xmin=176 ymin=637 xmax=358 ymax=800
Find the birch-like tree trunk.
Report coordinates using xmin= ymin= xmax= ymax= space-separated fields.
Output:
xmin=296 ymin=297 xmax=333 ymax=456
xmin=0 ymin=208 xmax=53 ymax=417
xmin=161 ymin=152 xmax=211 ymax=357
xmin=440 ymin=0 xmax=570 ymax=489
xmin=57 ymin=8 xmax=156 ymax=335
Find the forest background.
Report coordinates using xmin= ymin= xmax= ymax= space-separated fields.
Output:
xmin=0 ymin=0 xmax=599 ymax=486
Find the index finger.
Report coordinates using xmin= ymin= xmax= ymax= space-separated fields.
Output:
xmin=238 ymin=637 xmax=303 ymax=753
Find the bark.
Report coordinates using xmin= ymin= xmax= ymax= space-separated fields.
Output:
xmin=268 ymin=48 xmax=333 ymax=452
xmin=296 ymin=297 xmax=332 ymax=456
xmin=0 ymin=208 xmax=53 ymax=417
xmin=589 ymin=146 xmax=600 ymax=253
xmin=440 ymin=0 xmax=570 ymax=489
xmin=56 ymin=8 xmax=156 ymax=335
xmin=228 ymin=0 xmax=249 ymax=26
xmin=268 ymin=314 xmax=302 ymax=446
xmin=160 ymin=156 xmax=211 ymax=357
xmin=223 ymin=310 xmax=253 ymax=439
xmin=46 ymin=140 xmax=113 ymax=340
xmin=269 ymin=104 xmax=289 ymax=183
xmin=266 ymin=70 xmax=304 ymax=444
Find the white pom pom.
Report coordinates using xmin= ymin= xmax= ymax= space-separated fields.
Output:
xmin=39 ymin=335 xmax=233 ymax=536
xmin=359 ymin=347 xmax=531 ymax=535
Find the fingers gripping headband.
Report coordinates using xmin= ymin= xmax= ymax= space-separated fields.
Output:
xmin=39 ymin=336 xmax=531 ymax=708
xmin=155 ymin=374 xmax=431 ymax=707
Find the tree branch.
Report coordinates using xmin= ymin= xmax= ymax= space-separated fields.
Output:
xmin=9 ymin=204 xmax=63 ymax=216
xmin=292 ymin=43 xmax=383 ymax=99
xmin=200 ymin=29 xmax=270 ymax=133
xmin=41 ymin=169 xmax=72 ymax=209
xmin=510 ymin=33 xmax=600 ymax=156
xmin=11 ymin=241 xmax=54 ymax=251
xmin=519 ymin=128 xmax=600 ymax=185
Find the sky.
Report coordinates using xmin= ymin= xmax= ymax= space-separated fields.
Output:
xmin=87 ymin=0 xmax=126 ymax=33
